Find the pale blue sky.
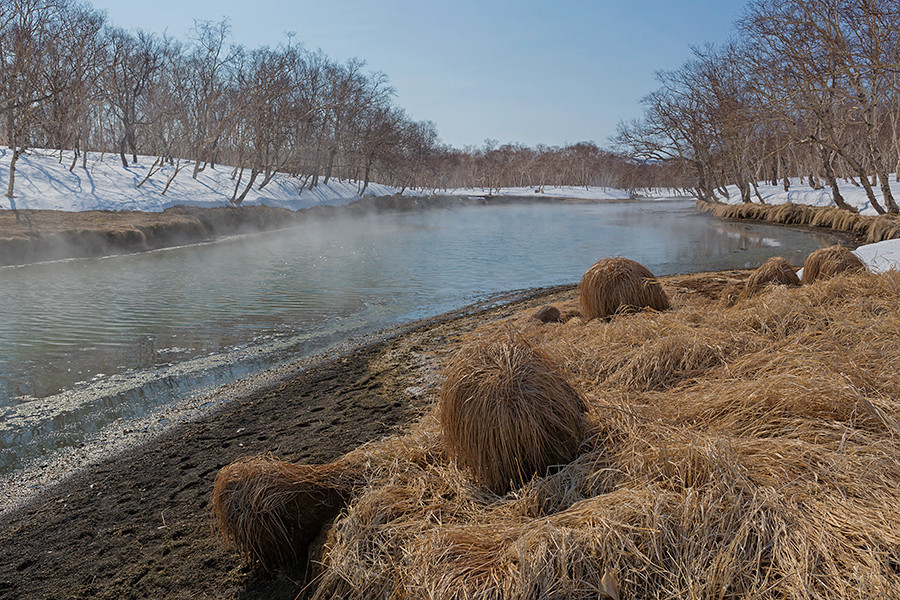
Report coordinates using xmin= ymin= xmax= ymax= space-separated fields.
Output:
xmin=90 ymin=0 xmax=747 ymax=149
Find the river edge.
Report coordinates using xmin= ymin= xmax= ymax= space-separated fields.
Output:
xmin=0 ymin=270 xmax=750 ymax=600
xmin=0 ymin=193 xmax=644 ymax=268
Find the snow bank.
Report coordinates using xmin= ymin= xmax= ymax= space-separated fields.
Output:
xmin=423 ymin=185 xmax=686 ymax=201
xmin=0 ymin=148 xmax=677 ymax=212
xmin=720 ymin=177 xmax=900 ymax=216
xmin=0 ymin=147 xmax=396 ymax=212
xmin=854 ymin=238 xmax=900 ymax=273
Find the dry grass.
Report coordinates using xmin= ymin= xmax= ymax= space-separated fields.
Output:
xmin=211 ymin=455 xmax=360 ymax=566
xmin=697 ymin=200 xmax=900 ymax=243
xmin=305 ymin=269 xmax=900 ymax=600
xmin=578 ymin=257 xmax=670 ymax=320
xmin=743 ymin=256 xmax=801 ymax=298
xmin=802 ymin=244 xmax=866 ymax=284
xmin=438 ymin=331 xmax=587 ymax=494
xmin=529 ymin=305 xmax=562 ymax=324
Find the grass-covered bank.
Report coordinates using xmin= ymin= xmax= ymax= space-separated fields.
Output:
xmin=697 ymin=200 xmax=900 ymax=245
xmin=287 ymin=267 xmax=900 ymax=599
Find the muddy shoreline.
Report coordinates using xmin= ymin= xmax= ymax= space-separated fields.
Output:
xmin=0 ymin=283 xmax=589 ymax=600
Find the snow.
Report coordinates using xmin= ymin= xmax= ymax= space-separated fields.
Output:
xmin=853 ymin=238 xmax=900 ymax=273
xmin=424 ymin=185 xmax=688 ymax=201
xmin=0 ymin=147 xmax=397 ymax=212
xmin=720 ymin=176 xmax=900 ymax=216
xmin=0 ymin=148 xmax=682 ymax=213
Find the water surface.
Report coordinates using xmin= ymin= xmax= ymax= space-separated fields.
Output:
xmin=0 ymin=199 xmax=839 ymax=474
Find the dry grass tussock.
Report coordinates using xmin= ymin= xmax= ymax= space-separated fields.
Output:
xmin=743 ymin=256 xmax=800 ymax=298
xmin=579 ymin=257 xmax=669 ymax=320
xmin=697 ymin=200 xmax=900 ymax=243
xmin=306 ymin=270 xmax=900 ymax=599
xmin=802 ymin=244 xmax=866 ymax=284
xmin=439 ymin=331 xmax=587 ymax=494
xmin=211 ymin=455 xmax=361 ymax=566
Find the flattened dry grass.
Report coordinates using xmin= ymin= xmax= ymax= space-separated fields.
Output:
xmin=698 ymin=200 xmax=900 ymax=243
xmin=307 ymin=270 xmax=900 ymax=600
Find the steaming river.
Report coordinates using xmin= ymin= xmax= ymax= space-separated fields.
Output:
xmin=0 ymin=198 xmax=840 ymax=478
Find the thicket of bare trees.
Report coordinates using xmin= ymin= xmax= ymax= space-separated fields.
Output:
xmin=618 ymin=0 xmax=900 ymax=213
xmin=0 ymin=0 xmax=667 ymax=203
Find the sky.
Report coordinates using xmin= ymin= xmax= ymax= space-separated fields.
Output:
xmin=89 ymin=0 xmax=748 ymax=150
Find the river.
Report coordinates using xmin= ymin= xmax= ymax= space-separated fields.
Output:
xmin=0 ymin=198 xmax=839 ymax=477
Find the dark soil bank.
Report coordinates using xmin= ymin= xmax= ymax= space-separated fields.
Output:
xmin=0 ymin=285 xmax=578 ymax=600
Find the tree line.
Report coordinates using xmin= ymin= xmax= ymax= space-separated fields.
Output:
xmin=618 ymin=0 xmax=900 ymax=214
xmin=0 ymin=0 xmax=671 ymax=204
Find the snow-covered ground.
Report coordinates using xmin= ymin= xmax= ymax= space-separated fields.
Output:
xmin=853 ymin=239 xmax=900 ymax=274
xmin=429 ymin=185 xmax=689 ymax=200
xmin=0 ymin=147 xmax=397 ymax=212
xmin=0 ymin=148 xmax=657 ymax=212
xmin=721 ymin=176 xmax=900 ymax=216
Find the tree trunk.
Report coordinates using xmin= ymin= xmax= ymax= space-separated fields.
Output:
xmin=6 ymin=147 xmax=23 ymax=199
xmin=820 ymin=147 xmax=855 ymax=213
xmin=323 ymin=148 xmax=337 ymax=185
xmin=231 ymin=167 xmax=244 ymax=204
xmin=258 ymin=168 xmax=278 ymax=191
xmin=137 ymin=156 xmax=163 ymax=188
xmin=751 ymin=180 xmax=766 ymax=204
xmin=119 ymin=134 xmax=129 ymax=168
xmin=235 ymin=169 xmax=260 ymax=205
xmin=161 ymin=159 xmax=185 ymax=196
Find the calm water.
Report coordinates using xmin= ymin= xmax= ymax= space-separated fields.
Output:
xmin=0 ymin=199 xmax=838 ymax=474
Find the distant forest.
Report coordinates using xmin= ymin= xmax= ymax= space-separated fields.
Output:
xmin=619 ymin=0 xmax=900 ymax=213
xmin=0 ymin=0 xmax=676 ymax=202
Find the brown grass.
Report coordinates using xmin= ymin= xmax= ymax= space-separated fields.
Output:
xmin=578 ymin=257 xmax=670 ymax=320
xmin=802 ymin=244 xmax=866 ymax=284
xmin=306 ymin=270 xmax=900 ymax=600
xmin=529 ymin=305 xmax=562 ymax=323
xmin=743 ymin=256 xmax=801 ymax=298
xmin=697 ymin=200 xmax=900 ymax=243
xmin=438 ymin=331 xmax=586 ymax=494
xmin=211 ymin=455 xmax=359 ymax=566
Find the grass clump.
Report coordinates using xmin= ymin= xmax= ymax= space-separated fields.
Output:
xmin=578 ymin=257 xmax=669 ymax=320
xmin=439 ymin=331 xmax=586 ymax=495
xmin=211 ymin=454 xmax=359 ymax=566
xmin=802 ymin=244 xmax=866 ymax=284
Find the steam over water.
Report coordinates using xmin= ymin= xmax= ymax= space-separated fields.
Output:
xmin=0 ymin=199 xmax=839 ymax=475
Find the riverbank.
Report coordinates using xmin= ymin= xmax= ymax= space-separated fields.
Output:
xmin=697 ymin=199 xmax=900 ymax=245
xmin=0 ymin=196 xmax=470 ymax=266
xmin=0 ymin=194 xmax=637 ymax=267
xmin=4 ymin=262 xmax=900 ymax=599
xmin=0 ymin=270 xmax=750 ymax=600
